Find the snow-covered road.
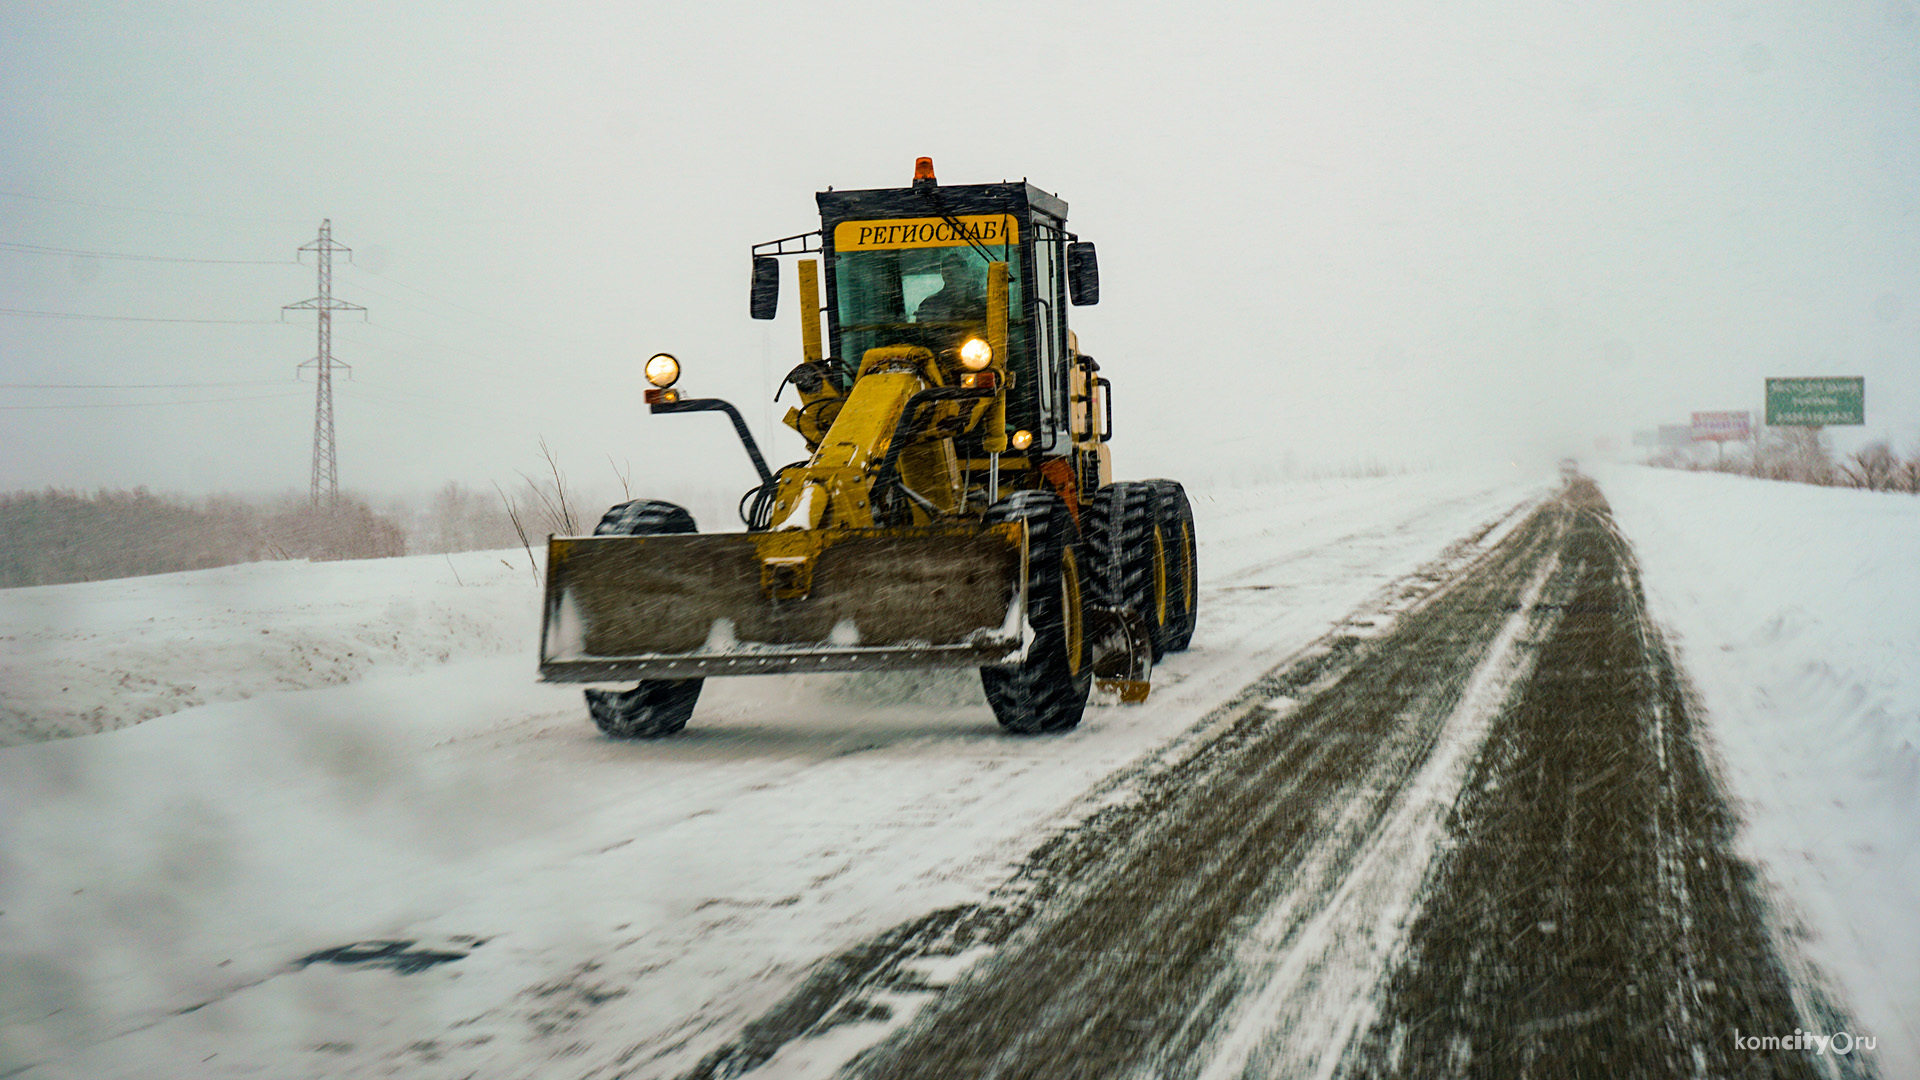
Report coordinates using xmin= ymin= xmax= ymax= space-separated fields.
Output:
xmin=1 ymin=469 xmax=1550 ymax=1079
xmin=7 ymin=465 xmax=1912 ymax=1079
xmin=717 ymin=476 xmax=1882 ymax=1080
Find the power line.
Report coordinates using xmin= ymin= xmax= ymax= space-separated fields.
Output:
xmin=0 ymin=240 xmax=294 ymax=265
xmin=0 ymin=391 xmax=306 ymax=410
xmin=0 ymin=189 xmax=276 ymax=223
xmin=334 ymin=319 xmax=530 ymax=383
xmin=342 ymin=264 xmax=579 ymax=346
xmin=333 ymin=386 xmax=475 ymax=426
xmin=336 ymin=380 xmax=506 ymax=421
xmin=0 ymin=307 xmax=280 ymax=325
xmin=0 ymin=380 xmax=289 ymax=389
xmin=339 ymin=275 xmax=604 ymax=371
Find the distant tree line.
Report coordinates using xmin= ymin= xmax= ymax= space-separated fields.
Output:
xmin=1658 ymin=427 xmax=1920 ymax=493
xmin=0 ymin=489 xmax=409 ymax=588
xmin=381 ymin=481 xmax=525 ymax=557
xmin=0 ymin=482 xmax=523 ymax=589
xmin=0 ymin=489 xmax=263 ymax=588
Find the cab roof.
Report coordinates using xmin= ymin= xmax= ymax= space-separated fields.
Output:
xmin=816 ymin=180 xmax=1069 ymax=230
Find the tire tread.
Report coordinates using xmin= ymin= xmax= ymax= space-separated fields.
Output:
xmin=979 ymin=492 xmax=1091 ymax=734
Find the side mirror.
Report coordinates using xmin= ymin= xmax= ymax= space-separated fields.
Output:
xmin=750 ymin=256 xmax=780 ymax=320
xmin=1067 ymin=242 xmax=1099 ymax=306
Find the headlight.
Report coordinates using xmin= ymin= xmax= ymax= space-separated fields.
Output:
xmin=1010 ymin=429 xmax=1033 ymax=450
xmin=959 ymin=338 xmax=992 ymax=371
xmin=645 ymin=353 xmax=681 ymax=388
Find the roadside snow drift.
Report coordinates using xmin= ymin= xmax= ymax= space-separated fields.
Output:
xmin=1596 ymin=464 xmax=1920 ymax=1071
xmin=0 ymin=549 xmax=539 ymax=747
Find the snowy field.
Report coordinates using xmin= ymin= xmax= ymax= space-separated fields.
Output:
xmin=3 ymin=464 xmax=1911 ymax=1078
xmin=0 ymin=468 xmax=1547 ymax=1078
xmin=0 ymin=551 xmax=537 ymax=747
xmin=1595 ymin=464 xmax=1920 ymax=1073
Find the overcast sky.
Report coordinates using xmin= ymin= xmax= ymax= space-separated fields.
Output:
xmin=3 ymin=1 xmax=1916 ymax=507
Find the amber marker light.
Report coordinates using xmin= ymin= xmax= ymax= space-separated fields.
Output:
xmin=1010 ymin=429 xmax=1034 ymax=450
xmin=959 ymin=338 xmax=992 ymax=370
xmin=644 ymin=388 xmax=681 ymax=405
xmin=644 ymin=352 xmax=681 ymax=388
xmin=961 ymin=371 xmax=1000 ymax=389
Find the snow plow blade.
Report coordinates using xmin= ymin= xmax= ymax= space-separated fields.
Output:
xmin=539 ymin=523 xmax=1028 ymax=681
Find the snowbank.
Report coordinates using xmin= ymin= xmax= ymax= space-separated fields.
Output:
xmin=0 ymin=548 xmax=543 ymax=746
xmin=1595 ymin=465 xmax=1920 ymax=1073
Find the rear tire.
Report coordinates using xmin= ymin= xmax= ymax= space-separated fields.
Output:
xmin=1145 ymin=480 xmax=1198 ymax=653
xmin=980 ymin=491 xmax=1092 ymax=734
xmin=1084 ymin=481 xmax=1172 ymax=661
xmin=586 ymin=499 xmax=703 ymax=738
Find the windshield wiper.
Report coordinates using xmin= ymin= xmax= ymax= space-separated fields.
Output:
xmin=916 ymin=186 xmax=1002 ymax=266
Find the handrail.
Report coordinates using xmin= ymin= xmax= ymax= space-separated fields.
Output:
xmin=649 ymin=397 xmax=775 ymax=485
xmin=870 ymin=385 xmax=997 ymax=518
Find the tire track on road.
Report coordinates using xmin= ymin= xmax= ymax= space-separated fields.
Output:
xmin=638 ymin=480 xmax=1860 ymax=1080
xmin=656 ymin=496 xmax=1551 ymax=1080
xmin=1332 ymin=479 xmax=1869 ymax=1080
xmin=834 ymin=501 xmax=1570 ymax=1080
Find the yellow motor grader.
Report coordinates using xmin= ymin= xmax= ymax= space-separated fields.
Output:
xmin=540 ymin=159 xmax=1197 ymax=736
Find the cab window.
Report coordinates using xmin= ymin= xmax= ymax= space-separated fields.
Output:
xmin=834 ymin=246 xmax=1022 ymax=369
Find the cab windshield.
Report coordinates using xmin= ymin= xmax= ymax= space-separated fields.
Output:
xmin=834 ymin=246 xmax=1023 ymax=368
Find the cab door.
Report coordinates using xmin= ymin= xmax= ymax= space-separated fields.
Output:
xmin=1068 ymin=332 xmax=1111 ymax=490
xmin=1028 ymin=215 xmax=1069 ymax=453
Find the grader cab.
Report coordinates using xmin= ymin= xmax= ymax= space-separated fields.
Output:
xmin=540 ymin=159 xmax=1197 ymax=736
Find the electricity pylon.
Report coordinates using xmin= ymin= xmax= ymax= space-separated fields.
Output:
xmin=284 ymin=219 xmax=365 ymax=507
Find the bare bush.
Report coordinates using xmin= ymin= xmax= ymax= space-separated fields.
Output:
xmin=259 ymin=495 xmax=407 ymax=562
xmin=1838 ymin=440 xmax=1901 ymax=492
xmin=491 ymin=438 xmax=591 ymax=585
xmin=410 ymin=481 xmax=521 ymax=553
xmin=1744 ymin=425 xmax=1835 ymax=486
xmin=495 ymin=480 xmax=541 ymax=586
xmin=1669 ymin=426 xmax=1920 ymax=495
xmin=520 ymin=437 xmax=582 ymax=536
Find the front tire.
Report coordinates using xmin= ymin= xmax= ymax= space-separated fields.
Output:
xmin=585 ymin=680 xmax=701 ymax=738
xmin=586 ymin=499 xmax=703 ymax=738
xmin=980 ymin=491 xmax=1092 ymax=734
xmin=594 ymin=499 xmax=696 ymax=537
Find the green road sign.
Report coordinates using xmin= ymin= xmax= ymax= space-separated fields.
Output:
xmin=1766 ymin=377 xmax=1864 ymax=426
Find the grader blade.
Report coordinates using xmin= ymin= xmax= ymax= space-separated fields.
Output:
xmin=539 ymin=523 xmax=1028 ymax=681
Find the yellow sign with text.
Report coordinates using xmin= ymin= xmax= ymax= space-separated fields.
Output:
xmin=834 ymin=215 xmax=1019 ymax=252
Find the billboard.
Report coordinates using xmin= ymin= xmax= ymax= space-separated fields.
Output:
xmin=1766 ymin=377 xmax=1864 ymax=426
xmin=1691 ymin=411 xmax=1750 ymax=442
xmin=1657 ymin=425 xmax=1694 ymax=449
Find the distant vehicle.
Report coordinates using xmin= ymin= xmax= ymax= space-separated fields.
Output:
xmin=538 ymin=159 xmax=1198 ymax=738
